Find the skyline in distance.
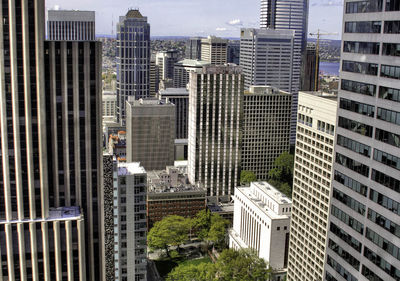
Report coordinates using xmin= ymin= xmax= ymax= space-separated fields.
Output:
xmin=45 ymin=0 xmax=343 ymax=39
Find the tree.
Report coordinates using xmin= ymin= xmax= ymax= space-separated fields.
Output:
xmin=166 ymin=262 xmax=211 ymax=281
xmin=148 ymin=215 xmax=191 ymax=257
xmin=240 ymin=170 xmax=257 ymax=186
xmin=192 ymin=210 xmax=229 ymax=248
xmin=268 ymin=152 xmax=294 ymax=197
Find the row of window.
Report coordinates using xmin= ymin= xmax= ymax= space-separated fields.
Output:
xmin=328 ymin=239 xmax=360 ymax=270
xmin=334 ymin=170 xmax=368 ymax=197
xmin=336 ymin=153 xmax=370 ymax=177
xmin=372 ymin=169 xmax=400 ymax=193
xmin=330 ymin=222 xmax=362 ymax=252
xmin=380 ymin=86 xmax=400 ymax=102
xmin=342 ymin=60 xmax=378 ymax=76
xmin=341 ymin=79 xmax=376 ymax=96
xmin=317 ymin=120 xmax=335 ymax=135
xmin=377 ymin=107 xmax=400 ymax=125
xmin=370 ymin=189 xmax=400 ymax=215
xmin=339 ymin=98 xmax=375 ymax=117
xmin=362 ymin=265 xmax=383 ymax=281
xmin=344 ymin=21 xmax=400 ymax=34
xmin=333 ymin=188 xmax=366 ymax=215
xmin=337 ymin=134 xmax=371 ymax=157
xmin=331 ymin=205 xmax=364 ymax=235
xmin=346 ymin=0 xmax=383 ymax=13
xmin=338 ymin=117 xmax=373 ymax=137
xmin=366 ymin=227 xmax=400 ymax=261
xmin=343 ymin=41 xmax=400 ymax=57
xmin=382 ymin=43 xmax=400 ymax=57
xmin=364 ymin=247 xmax=400 ymax=280
xmin=375 ymin=128 xmax=400 ymax=148
xmin=374 ymin=148 xmax=400 ymax=170
xmin=326 ymin=255 xmax=358 ymax=281
xmin=367 ymin=209 xmax=400 ymax=238
xmin=381 ymin=64 xmax=400 ymax=79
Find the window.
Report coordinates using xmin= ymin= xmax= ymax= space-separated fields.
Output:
xmin=331 ymin=205 xmax=364 ymax=234
xmin=362 ymin=265 xmax=383 ymax=281
xmin=364 ymin=247 xmax=400 ymax=279
xmin=377 ymin=107 xmax=400 ymax=125
xmin=336 ymin=153 xmax=370 ymax=177
xmin=375 ymin=128 xmax=400 ymax=148
xmin=333 ymin=188 xmax=366 ymax=215
xmin=368 ymin=209 xmax=400 ymax=238
xmin=381 ymin=64 xmax=400 ymax=79
xmin=384 ymin=21 xmax=400 ymax=33
xmin=343 ymin=41 xmax=380 ymax=54
xmin=370 ymin=189 xmax=400 ymax=215
xmin=382 ymin=43 xmax=400 ymax=56
xmin=326 ymin=255 xmax=358 ymax=281
xmin=342 ymin=60 xmax=378 ymax=75
xmin=386 ymin=0 xmax=400 ymax=10
xmin=346 ymin=0 xmax=383 ymax=13
xmin=345 ymin=21 xmax=381 ymax=33
xmin=371 ymin=169 xmax=400 ymax=193
xmin=341 ymin=79 xmax=376 ymax=96
xmin=339 ymin=98 xmax=375 ymax=117
xmin=328 ymin=239 xmax=360 ymax=270
xmin=366 ymin=227 xmax=400 ymax=260
xmin=330 ymin=222 xmax=362 ymax=252
xmin=374 ymin=149 xmax=400 ymax=170
xmin=334 ymin=170 xmax=368 ymax=196
xmin=338 ymin=117 xmax=373 ymax=137
xmin=337 ymin=135 xmax=371 ymax=157
xmin=379 ymin=86 xmax=400 ymax=102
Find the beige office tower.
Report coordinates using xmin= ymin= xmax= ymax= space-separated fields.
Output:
xmin=188 ymin=65 xmax=243 ymax=202
xmin=287 ymin=91 xmax=337 ymax=281
xmin=242 ymin=86 xmax=292 ymax=180
xmin=200 ymin=36 xmax=228 ymax=65
xmin=126 ymin=98 xmax=175 ymax=171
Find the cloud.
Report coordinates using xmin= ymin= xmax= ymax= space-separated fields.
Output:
xmin=216 ymin=27 xmax=227 ymax=31
xmin=311 ymin=0 xmax=342 ymax=7
xmin=227 ymin=19 xmax=243 ymax=26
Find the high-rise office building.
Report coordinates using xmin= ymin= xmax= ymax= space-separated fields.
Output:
xmin=186 ymin=37 xmax=203 ymax=60
xmin=0 ymin=1 xmax=87 ymax=280
xmin=286 ymin=91 xmax=337 ymax=281
xmin=227 ymin=40 xmax=240 ymax=65
xmin=44 ymin=40 xmax=103 ymax=281
xmin=242 ymin=86 xmax=292 ymax=180
xmin=188 ymin=65 xmax=243 ymax=201
xmin=173 ymin=59 xmax=210 ymax=88
xmin=158 ymin=88 xmax=189 ymax=140
xmin=240 ymin=28 xmax=295 ymax=93
xmin=116 ymin=9 xmax=150 ymax=122
xmin=324 ymin=2 xmax=400 ymax=281
xmin=103 ymin=90 xmax=117 ymax=118
xmin=156 ymin=50 xmax=179 ymax=81
xmin=149 ymin=56 xmax=159 ymax=97
xmin=201 ymin=36 xmax=228 ymax=65
xmin=260 ymin=0 xmax=309 ymax=144
xmin=114 ymin=162 xmax=147 ymax=281
xmin=47 ymin=10 xmax=96 ymax=41
xmin=126 ymin=98 xmax=175 ymax=171
xmin=301 ymin=43 xmax=319 ymax=91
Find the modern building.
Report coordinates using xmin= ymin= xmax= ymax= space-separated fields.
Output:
xmin=301 ymin=43 xmax=319 ymax=91
xmin=126 ymin=98 xmax=175 ymax=171
xmin=103 ymin=90 xmax=117 ymax=118
xmin=186 ymin=37 xmax=203 ymax=60
xmin=229 ymin=182 xmax=292 ymax=280
xmin=116 ymin=9 xmax=151 ymax=123
xmin=324 ymin=2 xmax=400 ymax=281
xmin=173 ymin=59 xmax=210 ymax=88
xmin=260 ymin=0 xmax=309 ymax=145
xmin=158 ymin=88 xmax=189 ymax=140
xmin=156 ymin=50 xmax=179 ymax=81
xmin=227 ymin=40 xmax=240 ymax=65
xmin=240 ymin=28 xmax=295 ymax=93
xmin=149 ymin=56 xmax=159 ymax=97
xmin=201 ymin=36 xmax=228 ymax=65
xmin=286 ymin=91 xmax=337 ymax=281
xmin=44 ymin=40 xmax=103 ymax=281
xmin=114 ymin=162 xmax=147 ymax=281
xmin=242 ymin=86 xmax=292 ymax=180
xmin=188 ymin=65 xmax=243 ymax=202
xmin=47 ymin=10 xmax=96 ymax=41
xmin=147 ymin=165 xmax=206 ymax=229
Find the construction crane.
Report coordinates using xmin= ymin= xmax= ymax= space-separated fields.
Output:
xmin=309 ymin=30 xmax=339 ymax=91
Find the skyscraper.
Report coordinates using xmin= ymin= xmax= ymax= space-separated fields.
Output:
xmin=242 ymin=86 xmax=292 ymax=180
xmin=201 ymin=36 xmax=228 ymax=65
xmin=0 ymin=1 xmax=86 ymax=280
xmin=116 ymin=9 xmax=150 ymax=123
xmin=173 ymin=59 xmax=210 ymax=88
xmin=47 ymin=10 xmax=96 ymax=41
xmin=260 ymin=0 xmax=309 ymax=144
xmin=156 ymin=50 xmax=179 ymax=81
xmin=186 ymin=37 xmax=203 ymax=60
xmin=286 ymin=91 xmax=337 ymax=281
xmin=325 ymin=2 xmax=400 ymax=281
xmin=149 ymin=56 xmax=159 ymax=97
xmin=301 ymin=43 xmax=319 ymax=91
xmin=240 ymin=28 xmax=295 ymax=92
xmin=188 ymin=65 xmax=243 ymax=202
xmin=44 ymin=40 xmax=103 ymax=281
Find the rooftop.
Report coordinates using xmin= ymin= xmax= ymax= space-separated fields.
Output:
xmin=48 ymin=10 xmax=95 ymax=21
xmin=159 ymin=88 xmax=189 ymax=97
xmin=197 ymin=64 xmax=242 ymax=75
xmin=175 ymin=59 xmax=211 ymax=68
xmin=251 ymin=182 xmax=292 ymax=205
xmin=118 ymin=162 xmax=146 ymax=176
xmin=300 ymin=91 xmax=337 ymax=100
xmin=129 ymin=98 xmax=175 ymax=107
xmin=126 ymin=9 xmax=143 ymax=18
xmin=246 ymin=85 xmax=291 ymax=96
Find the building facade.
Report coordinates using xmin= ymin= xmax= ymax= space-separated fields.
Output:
xmin=173 ymin=59 xmax=210 ymax=88
xmin=324 ymin=2 xmax=400 ymax=281
xmin=242 ymin=86 xmax=292 ymax=180
xmin=149 ymin=56 xmax=159 ymax=97
xmin=158 ymin=88 xmax=189 ymax=140
xmin=227 ymin=40 xmax=240 ymax=65
xmin=116 ymin=9 xmax=150 ymax=122
xmin=156 ymin=50 xmax=179 ymax=81
xmin=200 ymin=36 xmax=228 ymax=65
xmin=114 ymin=163 xmax=147 ymax=281
xmin=103 ymin=90 xmax=117 ymax=118
xmin=229 ymin=182 xmax=291 ymax=279
xmin=186 ymin=37 xmax=203 ymax=60
xmin=47 ymin=10 xmax=95 ymax=41
xmin=301 ymin=43 xmax=319 ymax=91
xmin=126 ymin=98 xmax=175 ymax=171
xmin=188 ymin=65 xmax=243 ymax=201
xmin=286 ymin=91 xmax=337 ymax=281
xmin=240 ymin=28 xmax=295 ymax=92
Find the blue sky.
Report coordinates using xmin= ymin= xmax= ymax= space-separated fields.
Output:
xmin=46 ymin=0 xmax=343 ymax=39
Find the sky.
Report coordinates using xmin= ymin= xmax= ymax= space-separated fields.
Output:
xmin=45 ymin=0 xmax=343 ymax=40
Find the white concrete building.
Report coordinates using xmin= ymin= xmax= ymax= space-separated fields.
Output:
xmin=201 ymin=36 xmax=228 ymax=65
xmin=173 ymin=59 xmax=210 ymax=88
xmin=103 ymin=90 xmax=117 ymax=118
xmin=114 ymin=162 xmax=147 ymax=281
xmin=229 ymin=182 xmax=291 ymax=279
xmin=286 ymin=91 xmax=337 ymax=281
xmin=156 ymin=50 xmax=179 ymax=81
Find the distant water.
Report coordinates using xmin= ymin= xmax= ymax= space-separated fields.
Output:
xmin=320 ymin=61 xmax=340 ymax=76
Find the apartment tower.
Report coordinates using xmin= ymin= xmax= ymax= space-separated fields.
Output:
xmin=188 ymin=65 xmax=243 ymax=202
xmin=116 ymin=9 xmax=150 ymax=123
xmin=286 ymin=91 xmax=337 ymax=281
xmin=325 ymin=2 xmax=400 ymax=281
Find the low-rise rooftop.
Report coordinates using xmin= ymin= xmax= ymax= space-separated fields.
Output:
xmin=118 ymin=162 xmax=146 ymax=176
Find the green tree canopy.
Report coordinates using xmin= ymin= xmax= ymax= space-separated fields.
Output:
xmin=192 ymin=210 xmax=229 ymax=248
xmin=268 ymin=152 xmax=294 ymax=197
xmin=240 ymin=170 xmax=257 ymax=186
